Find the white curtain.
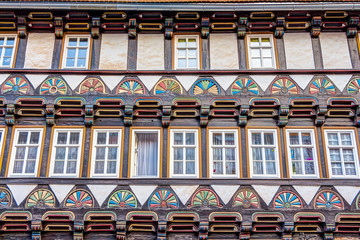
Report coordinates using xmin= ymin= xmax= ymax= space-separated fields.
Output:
xmin=136 ymin=132 xmax=158 ymax=177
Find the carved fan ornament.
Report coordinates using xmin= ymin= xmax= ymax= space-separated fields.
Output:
xmin=270 ymin=77 xmax=299 ymax=94
xmin=347 ymin=78 xmax=360 ymax=94
xmin=154 ymin=78 xmax=183 ymax=95
xmin=26 ymin=189 xmax=55 ymax=208
xmin=309 ymin=78 xmax=336 ymax=94
xmin=117 ymin=79 xmax=145 ymax=95
xmin=190 ymin=189 xmax=222 ymax=207
xmin=0 ymin=187 xmax=12 ymax=207
xmin=64 ymin=189 xmax=94 ymax=208
xmin=148 ymin=189 xmax=179 ymax=209
xmin=40 ymin=77 xmax=67 ymax=95
xmin=108 ymin=190 xmax=137 ymax=208
xmin=231 ymin=77 xmax=259 ymax=95
xmin=1 ymin=75 xmax=30 ymax=94
xmin=78 ymin=77 xmax=107 ymax=94
xmin=273 ymin=191 xmax=303 ymax=209
xmin=233 ymin=189 xmax=259 ymax=208
xmin=314 ymin=190 xmax=344 ymax=209
xmin=191 ymin=78 xmax=220 ymax=95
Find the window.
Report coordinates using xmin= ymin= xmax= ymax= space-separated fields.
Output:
xmin=174 ymin=35 xmax=200 ymax=70
xmin=247 ymin=34 xmax=276 ymax=69
xmin=61 ymin=35 xmax=91 ymax=69
xmin=209 ymin=129 xmax=240 ymax=178
xmin=130 ymin=129 xmax=160 ymax=178
xmin=169 ymin=129 xmax=199 ymax=177
xmin=285 ymin=129 xmax=319 ymax=178
xmin=49 ymin=128 xmax=84 ymax=177
xmin=90 ymin=129 xmax=122 ymax=177
xmin=249 ymin=129 xmax=280 ymax=178
xmin=8 ymin=128 xmax=43 ymax=177
xmin=0 ymin=35 xmax=17 ymax=67
xmin=324 ymin=129 xmax=359 ymax=178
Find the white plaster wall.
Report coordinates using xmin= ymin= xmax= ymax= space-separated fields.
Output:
xmin=99 ymin=34 xmax=128 ymax=70
xmin=137 ymin=34 xmax=164 ymax=70
xmin=209 ymin=33 xmax=239 ymax=69
xmin=24 ymin=33 xmax=54 ymax=69
xmin=320 ymin=32 xmax=352 ymax=69
xmin=283 ymin=33 xmax=315 ymax=69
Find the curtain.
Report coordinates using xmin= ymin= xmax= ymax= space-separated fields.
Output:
xmin=136 ymin=132 xmax=158 ymax=177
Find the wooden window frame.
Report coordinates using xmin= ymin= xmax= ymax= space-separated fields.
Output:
xmin=60 ymin=34 xmax=92 ymax=69
xmin=246 ymin=33 xmax=277 ymax=69
xmin=7 ymin=127 xmax=44 ymax=177
xmin=173 ymin=34 xmax=200 ymax=70
xmin=48 ymin=127 xmax=85 ymax=178
xmin=169 ymin=128 xmax=200 ymax=178
xmin=89 ymin=128 xmax=123 ymax=178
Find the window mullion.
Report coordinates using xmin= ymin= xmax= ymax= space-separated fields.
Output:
xmin=22 ymin=146 xmax=29 ymax=174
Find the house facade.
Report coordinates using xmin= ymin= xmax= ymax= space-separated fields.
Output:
xmin=0 ymin=0 xmax=358 ymax=239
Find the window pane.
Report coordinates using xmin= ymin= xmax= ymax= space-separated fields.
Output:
xmin=186 ymin=148 xmax=195 ymax=160
xmin=262 ymin=48 xmax=272 ymax=57
xmin=303 ymin=148 xmax=313 ymax=160
xmin=302 ymin=133 xmax=312 ymax=145
xmin=252 ymin=148 xmax=262 ymax=160
xmin=30 ymin=132 xmax=40 ymax=144
xmin=77 ymin=58 xmax=86 ymax=68
xmin=13 ymin=161 xmax=23 ymax=173
xmin=15 ymin=147 xmax=26 ymax=159
xmin=174 ymin=147 xmax=183 ymax=160
xmin=109 ymin=132 xmax=118 ymax=144
xmin=186 ymin=133 xmax=195 ymax=145
xmin=328 ymin=133 xmax=338 ymax=145
xmin=54 ymin=161 xmax=64 ymax=174
xmin=250 ymin=38 xmax=260 ymax=47
xmin=6 ymin=38 xmax=14 ymax=46
xmin=262 ymin=58 xmax=273 ymax=68
xmin=213 ymin=162 xmax=223 ymax=174
xmin=292 ymin=161 xmax=302 ymax=175
xmin=331 ymin=163 xmax=342 ymax=175
xmin=251 ymin=49 xmax=260 ymax=58
xmin=177 ymin=58 xmax=186 ymax=68
xmin=67 ymin=48 xmax=76 ymax=58
xmin=343 ymin=149 xmax=354 ymax=162
xmin=177 ymin=39 xmax=186 ymax=47
xmin=289 ymin=133 xmax=299 ymax=145
xmin=188 ymin=39 xmax=197 ymax=47
xmin=0 ymin=38 xmax=5 ymax=45
xmin=70 ymin=132 xmax=80 ymax=144
xmin=188 ymin=49 xmax=196 ymax=57
xmin=264 ymin=133 xmax=274 ymax=145
xmin=341 ymin=133 xmax=352 ymax=145
xmin=266 ymin=162 xmax=276 ymax=175
xmin=290 ymin=148 xmax=301 ymax=160
xmin=27 ymin=147 xmax=37 ymax=160
xmin=55 ymin=147 xmax=66 ymax=160
xmin=4 ymin=48 xmax=12 ymax=57
xmin=108 ymin=147 xmax=117 ymax=160
xmin=68 ymin=38 xmax=77 ymax=46
xmin=174 ymin=161 xmax=183 ymax=175
xmin=2 ymin=57 xmax=10 ymax=66
xmin=213 ymin=133 xmax=222 ymax=145
xmin=178 ymin=49 xmax=186 ymax=58
xmin=225 ymin=162 xmax=236 ymax=175
xmin=68 ymin=147 xmax=78 ymax=160
xmin=186 ymin=161 xmax=195 ymax=174
xmin=66 ymin=58 xmax=75 ymax=67
xmin=253 ymin=161 xmax=263 ymax=174
xmin=188 ymin=58 xmax=197 ymax=68
xmin=225 ymin=148 xmax=235 ymax=161
xmin=265 ymin=148 xmax=275 ymax=160
xmin=97 ymin=133 xmax=106 ymax=144
xmin=57 ymin=133 xmax=67 ymax=144
xmin=261 ymin=38 xmax=271 ymax=47
xmin=107 ymin=161 xmax=116 ymax=174
xmin=66 ymin=161 xmax=77 ymax=174
xmin=345 ymin=163 xmax=356 ymax=175
xmin=96 ymin=147 xmax=105 ymax=160
xmin=252 ymin=133 xmax=261 ymax=145
xmin=25 ymin=160 xmax=35 ymax=173
xmin=225 ymin=133 xmax=235 ymax=145
xmin=95 ymin=161 xmax=104 ymax=174
xmin=330 ymin=149 xmax=341 ymax=161
xmin=18 ymin=132 xmax=28 ymax=144
xmin=213 ymin=148 xmax=223 ymax=160
xmin=78 ymin=48 xmax=87 ymax=58
xmin=305 ymin=162 xmax=315 ymax=175
xmin=251 ymin=58 xmax=261 ymax=68
xmin=79 ymin=38 xmax=88 ymax=46
xmin=174 ymin=133 xmax=183 ymax=145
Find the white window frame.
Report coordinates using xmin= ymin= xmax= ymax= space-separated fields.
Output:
xmin=49 ymin=128 xmax=84 ymax=177
xmin=248 ymin=129 xmax=280 ymax=178
xmin=174 ymin=35 xmax=200 ymax=70
xmin=324 ymin=129 xmax=360 ymax=178
xmin=169 ymin=129 xmax=199 ymax=178
xmin=8 ymin=128 xmax=44 ymax=177
xmin=0 ymin=34 xmax=17 ymax=68
xmin=209 ymin=129 xmax=240 ymax=178
xmin=90 ymin=129 xmax=123 ymax=178
xmin=285 ymin=129 xmax=319 ymax=178
xmin=61 ymin=35 xmax=91 ymax=69
xmin=130 ymin=129 xmax=161 ymax=178
xmin=247 ymin=34 xmax=276 ymax=69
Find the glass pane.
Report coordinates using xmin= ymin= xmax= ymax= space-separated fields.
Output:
xmin=96 ymin=147 xmax=106 ymax=160
xmin=252 ymin=133 xmax=261 ymax=145
xmin=266 ymin=162 xmax=276 ymax=175
xmin=108 ymin=147 xmax=117 ymax=160
xmin=4 ymin=48 xmax=12 ymax=57
xmin=95 ymin=161 xmax=104 ymax=174
xmin=188 ymin=38 xmax=197 ymax=47
xmin=0 ymin=131 xmax=3 ymax=141
xmin=77 ymin=58 xmax=86 ymax=68
xmin=265 ymin=148 xmax=275 ymax=160
xmin=68 ymin=147 xmax=78 ymax=160
xmin=55 ymin=147 xmax=66 ymax=160
xmin=186 ymin=148 xmax=195 ymax=160
xmin=261 ymin=38 xmax=271 ymax=46
xmin=303 ymin=148 xmax=313 ymax=160
xmin=2 ymin=57 xmax=10 ymax=66
xmin=264 ymin=133 xmax=274 ymax=145
xmin=27 ymin=147 xmax=37 ymax=160
xmin=177 ymin=58 xmax=186 ymax=68
xmin=174 ymin=133 xmax=183 ymax=145
xmin=213 ymin=133 xmax=222 ymax=145
xmin=225 ymin=148 xmax=235 ymax=161
xmin=251 ymin=49 xmax=260 ymax=57
xmin=252 ymin=148 xmax=262 ymax=160
xmin=305 ymin=162 xmax=315 ymax=175
xmin=97 ymin=133 xmax=106 ymax=145
xmin=25 ymin=160 xmax=35 ymax=173
xmin=290 ymin=148 xmax=301 ymax=160
xmin=250 ymin=38 xmax=260 ymax=47
xmin=15 ymin=147 xmax=26 ymax=159
xmin=174 ymin=161 xmax=183 ymax=175
xmin=330 ymin=149 xmax=341 ymax=161
xmin=0 ymin=38 xmax=4 ymax=45
xmin=18 ymin=132 xmax=28 ymax=144
xmin=292 ymin=161 xmax=302 ymax=175
xmin=225 ymin=133 xmax=235 ymax=145
xmin=30 ymin=132 xmax=40 ymax=144
xmin=174 ymin=147 xmax=183 ymax=160
xmin=107 ymin=161 xmax=116 ymax=174
xmin=188 ymin=58 xmax=197 ymax=68
xmin=263 ymin=58 xmax=273 ymax=68
xmin=68 ymin=38 xmax=77 ymax=46
xmin=78 ymin=48 xmax=87 ymax=58
xmin=178 ymin=49 xmax=186 ymax=58
xmin=341 ymin=133 xmax=352 ymax=145
xmin=213 ymin=162 xmax=223 ymax=174
xmin=66 ymin=58 xmax=75 ymax=67
xmin=188 ymin=49 xmax=196 ymax=57
xmin=186 ymin=133 xmax=195 ymax=145
xmin=251 ymin=58 xmax=261 ymax=68
xmin=54 ymin=161 xmax=64 ymax=174
xmin=13 ymin=161 xmax=23 ymax=173
xmin=262 ymin=48 xmax=272 ymax=57
xmin=70 ymin=132 xmax=80 ymax=144
xmin=177 ymin=39 xmax=186 ymax=47
xmin=331 ymin=163 xmax=343 ymax=175
xmin=66 ymin=161 xmax=77 ymax=174
xmin=328 ymin=133 xmax=338 ymax=145
xmin=67 ymin=48 xmax=76 ymax=58
xmin=226 ymin=162 xmax=236 ymax=175
xmin=213 ymin=148 xmax=223 ymax=161
xmin=6 ymin=38 xmax=14 ymax=46
xmin=302 ymin=133 xmax=312 ymax=145
xmin=186 ymin=161 xmax=195 ymax=174
xmin=289 ymin=133 xmax=299 ymax=145
xmin=345 ymin=163 xmax=356 ymax=175
xmin=343 ymin=149 xmax=354 ymax=162
xmin=79 ymin=38 xmax=88 ymax=46
xmin=109 ymin=132 xmax=118 ymax=144
xmin=253 ymin=161 xmax=263 ymax=174
xmin=57 ymin=132 xmax=67 ymax=144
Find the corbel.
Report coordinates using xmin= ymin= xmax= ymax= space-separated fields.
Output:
xmin=324 ymin=223 xmax=335 ymax=240
xmin=128 ymin=18 xmax=137 ymax=38
xmin=46 ymin=104 xmax=55 ymax=126
xmin=124 ymin=105 xmax=133 ymax=125
xmin=162 ymin=105 xmax=172 ymax=127
xmin=198 ymin=221 xmax=209 ymax=240
xmin=347 ymin=16 xmax=359 ymax=37
xmin=200 ymin=105 xmax=210 ymax=127
xmin=239 ymin=105 xmax=249 ymax=126
xmin=275 ymin=17 xmax=285 ymax=38
xmin=201 ymin=17 xmax=210 ymax=39
xmin=311 ymin=16 xmax=322 ymax=38
xmin=73 ymin=221 xmax=84 ymax=240
xmin=239 ymin=221 xmax=252 ymax=240
xmin=84 ymin=105 xmax=94 ymax=126
xmin=91 ymin=17 xmax=100 ymax=38
xmin=31 ymin=220 xmax=42 ymax=240
xmin=5 ymin=104 xmax=15 ymax=126
xmin=116 ymin=221 xmax=126 ymax=240
xmin=54 ymin=17 xmax=63 ymax=38
xmin=277 ymin=105 xmax=289 ymax=127
xmin=165 ymin=18 xmax=174 ymax=39
xmin=354 ymin=106 xmax=360 ymax=126
xmin=157 ymin=220 xmax=167 ymax=240
xmin=315 ymin=104 xmax=327 ymax=125
xmin=282 ymin=222 xmax=294 ymax=240
xmin=237 ymin=17 xmax=248 ymax=38
xmin=17 ymin=17 xmax=27 ymax=38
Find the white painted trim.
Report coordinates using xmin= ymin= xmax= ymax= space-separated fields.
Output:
xmin=0 ymin=34 xmax=17 ymax=68
xmin=174 ymin=35 xmax=200 ymax=70
xmin=246 ymin=34 xmax=276 ymax=70
xmin=61 ymin=35 xmax=91 ymax=69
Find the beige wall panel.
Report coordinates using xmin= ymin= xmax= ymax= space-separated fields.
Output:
xmin=210 ymin=33 xmax=239 ymax=69
xmin=24 ymin=33 xmax=54 ymax=69
xmin=99 ymin=34 xmax=128 ymax=70
xmin=284 ymin=33 xmax=315 ymax=69
xmin=320 ymin=32 xmax=352 ymax=69
xmin=137 ymin=34 xmax=164 ymax=70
